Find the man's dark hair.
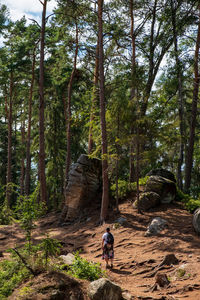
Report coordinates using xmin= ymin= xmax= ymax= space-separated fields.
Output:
xmin=106 ymin=227 xmax=110 ymax=232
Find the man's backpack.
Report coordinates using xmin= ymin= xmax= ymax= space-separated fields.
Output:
xmin=106 ymin=232 xmax=114 ymax=245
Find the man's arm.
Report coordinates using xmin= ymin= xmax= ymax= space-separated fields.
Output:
xmin=102 ymin=239 xmax=104 ymax=250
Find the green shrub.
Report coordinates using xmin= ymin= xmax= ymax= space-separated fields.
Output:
xmin=176 ymin=187 xmax=200 ymax=213
xmin=184 ymin=199 xmax=200 ymax=213
xmin=0 ymin=257 xmax=30 ymax=299
xmin=40 ymin=235 xmax=61 ymax=269
xmin=0 ymin=205 xmax=14 ymax=225
xmin=111 ymin=177 xmax=149 ymax=199
xmin=177 ymin=268 xmax=186 ymax=278
xmin=67 ymin=252 xmax=104 ymax=281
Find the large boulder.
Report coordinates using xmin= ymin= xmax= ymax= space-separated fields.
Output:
xmin=147 ymin=168 xmax=176 ymax=183
xmin=193 ymin=208 xmax=200 ymax=234
xmin=59 ymin=154 xmax=101 ymax=223
xmin=88 ymin=278 xmax=122 ymax=300
xmin=145 ymin=175 xmax=176 ymax=204
xmin=137 ymin=192 xmax=160 ymax=211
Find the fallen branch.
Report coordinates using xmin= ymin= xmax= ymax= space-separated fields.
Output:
xmin=13 ymin=248 xmax=36 ymax=276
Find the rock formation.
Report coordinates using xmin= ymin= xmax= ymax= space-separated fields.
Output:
xmin=145 ymin=175 xmax=176 ymax=204
xmin=193 ymin=208 xmax=200 ymax=234
xmin=88 ymin=278 xmax=122 ymax=300
xmin=147 ymin=168 xmax=176 ymax=183
xmin=134 ymin=169 xmax=177 ymax=211
xmin=59 ymin=154 xmax=101 ymax=223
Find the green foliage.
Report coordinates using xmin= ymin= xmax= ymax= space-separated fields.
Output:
xmin=110 ymin=176 xmax=149 ymax=199
xmin=184 ymin=199 xmax=200 ymax=214
xmin=177 ymin=268 xmax=186 ymax=278
xmin=0 ymin=237 xmax=61 ymax=299
xmin=0 ymin=205 xmax=13 ymax=225
xmin=67 ymin=252 xmax=104 ymax=281
xmin=40 ymin=234 xmax=61 ymax=269
xmin=15 ymin=184 xmax=46 ymax=245
xmin=176 ymin=187 xmax=200 ymax=213
xmin=0 ymin=255 xmax=30 ymax=299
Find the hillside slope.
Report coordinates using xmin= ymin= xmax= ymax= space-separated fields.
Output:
xmin=0 ymin=200 xmax=200 ymax=299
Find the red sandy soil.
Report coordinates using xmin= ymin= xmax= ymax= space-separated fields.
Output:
xmin=1 ymin=199 xmax=200 ymax=300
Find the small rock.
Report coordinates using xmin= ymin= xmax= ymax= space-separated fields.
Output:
xmin=145 ymin=217 xmax=167 ymax=236
xmin=122 ymin=291 xmax=134 ymax=300
xmin=115 ymin=217 xmax=127 ymax=225
xmin=59 ymin=253 xmax=75 ymax=266
xmin=188 ymin=254 xmax=192 ymax=258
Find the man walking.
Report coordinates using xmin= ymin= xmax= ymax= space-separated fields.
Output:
xmin=102 ymin=227 xmax=114 ymax=269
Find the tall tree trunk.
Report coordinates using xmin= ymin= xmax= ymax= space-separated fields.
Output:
xmin=115 ymin=111 xmax=120 ymax=212
xmin=65 ymin=22 xmax=79 ymax=186
xmin=185 ymin=6 xmax=200 ymax=191
xmin=171 ymin=0 xmax=184 ymax=190
xmin=88 ymin=37 xmax=99 ymax=154
xmin=62 ymin=91 xmax=68 ymax=197
xmin=25 ymin=47 xmax=36 ymax=195
xmin=129 ymin=0 xmax=136 ymax=182
xmin=140 ymin=0 xmax=157 ymax=117
xmin=6 ymin=71 xmax=13 ymax=207
xmin=20 ymin=119 xmax=25 ymax=195
xmin=98 ymin=0 xmax=109 ymax=223
xmin=39 ymin=0 xmax=47 ymax=204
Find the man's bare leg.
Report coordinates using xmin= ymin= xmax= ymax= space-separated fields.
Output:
xmin=105 ymin=257 xmax=109 ymax=268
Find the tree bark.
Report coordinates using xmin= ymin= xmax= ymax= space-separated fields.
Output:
xmin=98 ymin=0 xmax=109 ymax=223
xmin=65 ymin=21 xmax=79 ymax=186
xmin=6 ymin=71 xmax=13 ymax=207
xmin=129 ymin=0 xmax=136 ymax=182
xmin=171 ymin=0 xmax=184 ymax=190
xmin=88 ymin=37 xmax=99 ymax=154
xmin=39 ymin=0 xmax=47 ymax=204
xmin=25 ymin=47 xmax=36 ymax=195
xmin=20 ymin=119 xmax=25 ymax=195
xmin=185 ymin=6 xmax=200 ymax=191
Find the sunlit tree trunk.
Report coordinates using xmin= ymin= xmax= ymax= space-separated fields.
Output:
xmin=88 ymin=38 xmax=99 ymax=154
xmin=98 ymin=0 xmax=109 ymax=223
xmin=129 ymin=0 xmax=136 ymax=182
xmin=65 ymin=21 xmax=79 ymax=187
xmin=171 ymin=0 xmax=184 ymax=190
xmin=185 ymin=6 xmax=200 ymax=191
xmin=6 ymin=71 xmax=13 ymax=207
xmin=25 ymin=47 xmax=36 ymax=195
xmin=20 ymin=119 xmax=25 ymax=195
xmin=39 ymin=0 xmax=47 ymax=204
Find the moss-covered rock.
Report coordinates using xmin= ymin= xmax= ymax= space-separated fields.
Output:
xmin=145 ymin=176 xmax=176 ymax=204
xmin=134 ymin=192 xmax=160 ymax=211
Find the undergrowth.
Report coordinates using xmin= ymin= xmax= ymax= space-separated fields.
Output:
xmin=110 ymin=176 xmax=149 ymax=199
xmin=0 ymin=254 xmax=30 ymax=299
xmin=65 ymin=252 xmax=104 ymax=281
xmin=176 ymin=188 xmax=200 ymax=213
